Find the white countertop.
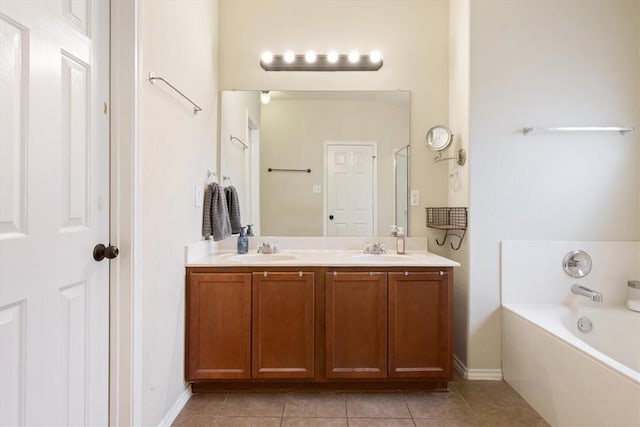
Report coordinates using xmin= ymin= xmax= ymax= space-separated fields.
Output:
xmin=187 ymin=249 xmax=460 ymax=268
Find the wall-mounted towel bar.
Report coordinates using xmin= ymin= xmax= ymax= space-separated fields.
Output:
xmin=522 ymin=126 xmax=634 ymax=136
xmin=148 ymin=72 xmax=202 ymax=114
xmin=268 ymin=168 xmax=312 ymax=173
xmin=230 ymin=135 xmax=248 ymax=150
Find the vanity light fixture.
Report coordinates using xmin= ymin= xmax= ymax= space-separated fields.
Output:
xmin=283 ymin=51 xmax=296 ymax=64
xmin=305 ymin=50 xmax=317 ymax=63
xmin=260 ymin=50 xmax=383 ymax=71
xmin=327 ymin=51 xmax=339 ymax=64
xmin=260 ymin=51 xmax=274 ymax=64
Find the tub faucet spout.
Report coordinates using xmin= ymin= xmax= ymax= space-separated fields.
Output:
xmin=571 ymin=284 xmax=603 ymax=303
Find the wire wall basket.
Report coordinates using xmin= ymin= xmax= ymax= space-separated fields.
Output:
xmin=425 ymin=207 xmax=467 ymax=250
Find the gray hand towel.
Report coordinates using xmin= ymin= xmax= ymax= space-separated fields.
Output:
xmin=202 ymin=183 xmax=232 ymax=241
xmin=202 ymin=184 xmax=214 ymax=237
xmin=224 ymin=185 xmax=242 ymax=234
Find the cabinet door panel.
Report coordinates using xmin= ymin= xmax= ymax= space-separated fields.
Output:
xmin=187 ymin=273 xmax=252 ymax=380
xmin=252 ymin=272 xmax=315 ymax=378
xmin=388 ymin=272 xmax=451 ymax=378
xmin=326 ymin=272 xmax=387 ymax=378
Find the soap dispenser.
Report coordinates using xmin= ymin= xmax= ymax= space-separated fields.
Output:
xmin=246 ymin=224 xmax=254 ymax=237
xmin=237 ymin=226 xmax=249 ymax=254
xmin=396 ymin=227 xmax=405 ymax=255
xmin=389 ymin=225 xmax=398 ymax=237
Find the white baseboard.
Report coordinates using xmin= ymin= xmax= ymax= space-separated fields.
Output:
xmin=453 ymin=354 xmax=466 ymax=377
xmin=453 ymin=354 xmax=503 ymax=381
xmin=158 ymin=386 xmax=192 ymax=427
xmin=466 ymin=368 xmax=503 ymax=381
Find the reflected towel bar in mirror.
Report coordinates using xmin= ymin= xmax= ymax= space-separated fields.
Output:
xmin=268 ymin=168 xmax=312 ymax=173
xmin=230 ymin=135 xmax=249 ymax=150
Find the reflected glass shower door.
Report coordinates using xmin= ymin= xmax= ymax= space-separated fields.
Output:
xmin=394 ymin=146 xmax=410 ymax=234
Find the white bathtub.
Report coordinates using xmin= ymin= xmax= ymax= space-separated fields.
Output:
xmin=502 ymin=304 xmax=640 ymax=427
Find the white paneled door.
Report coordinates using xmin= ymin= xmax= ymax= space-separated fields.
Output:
xmin=326 ymin=144 xmax=375 ymax=236
xmin=0 ymin=1 xmax=110 ymax=425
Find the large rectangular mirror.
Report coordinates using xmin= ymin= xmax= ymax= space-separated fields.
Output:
xmin=220 ymin=90 xmax=410 ymax=237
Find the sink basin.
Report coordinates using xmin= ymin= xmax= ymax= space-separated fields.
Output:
xmin=231 ymin=254 xmax=297 ymax=262
xmin=351 ymin=254 xmax=412 ymax=262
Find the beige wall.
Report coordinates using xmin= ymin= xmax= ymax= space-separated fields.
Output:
xmin=139 ymin=1 xmax=218 ymax=425
xmin=259 ymin=97 xmax=409 ymax=236
xmin=466 ymin=0 xmax=639 ymax=371
xmin=219 ymin=0 xmax=450 ymax=241
xmin=447 ymin=0 xmax=470 ymax=370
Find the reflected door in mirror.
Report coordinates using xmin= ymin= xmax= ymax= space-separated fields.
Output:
xmin=326 ymin=144 xmax=375 ymax=236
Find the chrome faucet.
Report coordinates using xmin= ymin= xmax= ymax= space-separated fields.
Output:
xmin=257 ymin=242 xmax=279 ymax=254
xmin=363 ymin=242 xmax=386 ymax=255
xmin=571 ymin=284 xmax=603 ymax=303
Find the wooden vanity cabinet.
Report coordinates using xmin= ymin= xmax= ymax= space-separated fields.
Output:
xmin=325 ymin=272 xmax=388 ymax=378
xmin=186 ymin=266 xmax=453 ymax=389
xmin=186 ymin=271 xmax=315 ymax=381
xmin=252 ymin=272 xmax=315 ymax=379
xmin=186 ymin=272 xmax=252 ymax=380
xmin=388 ymin=271 xmax=452 ymax=378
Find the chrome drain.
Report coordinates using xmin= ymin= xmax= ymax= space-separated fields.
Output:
xmin=577 ymin=317 xmax=593 ymax=333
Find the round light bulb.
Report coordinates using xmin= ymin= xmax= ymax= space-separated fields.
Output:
xmin=283 ymin=51 xmax=296 ymax=64
xmin=261 ymin=51 xmax=273 ymax=64
xmin=260 ymin=91 xmax=271 ymax=104
xmin=348 ymin=50 xmax=360 ymax=63
xmin=304 ymin=50 xmax=317 ymax=63
xmin=369 ymin=50 xmax=382 ymax=63
xmin=327 ymin=50 xmax=339 ymax=64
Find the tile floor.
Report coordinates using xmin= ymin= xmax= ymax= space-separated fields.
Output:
xmin=172 ymin=379 xmax=549 ymax=427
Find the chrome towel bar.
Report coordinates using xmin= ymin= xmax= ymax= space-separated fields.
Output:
xmin=148 ymin=72 xmax=202 ymax=114
xmin=522 ymin=126 xmax=634 ymax=136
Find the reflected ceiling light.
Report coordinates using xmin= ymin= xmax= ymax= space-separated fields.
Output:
xmin=260 ymin=91 xmax=271 ymax=104
xmin=283 ymin=51 xmax=296 ymax=63
xmin=327 ymin=50 xmax=339 ymax=64
xmin=260 ymin=51 xmax=274 ymax=64
xmin=259 ymin=51 xmax=383 ymax=71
